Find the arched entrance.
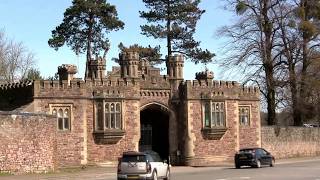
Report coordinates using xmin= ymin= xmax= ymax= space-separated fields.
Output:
xmin=139 ymin=103 xmax=169 ymax=160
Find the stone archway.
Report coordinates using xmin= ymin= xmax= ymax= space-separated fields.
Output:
xmin=139 ymin=103 xmax=173 ymax=160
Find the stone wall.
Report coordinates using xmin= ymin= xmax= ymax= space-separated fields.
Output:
xmin=239 ymin=101 xmax=261 ymax=149
xmin=262 ymin=126 xmax=320 ymax=159
xmin=33 ymin=98 xmax=86 ymax=167
xmin=87 ymin=100 xmax=140 ymax=163
xmin=185 ymin=100 xmax=238 ymax=166
xmin=0 ymin=112 xmax=56 ymax=173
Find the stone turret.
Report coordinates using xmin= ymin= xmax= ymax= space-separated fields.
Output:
xmin=195 ymin=68 xmax=214 ymax=81
xmin=57 ymin=64 xmax=78 ymax=85
xmin=167 ymin=54 xmax=184 ymax=80
xmin=119 ymin=50 xmax=139 ymax=78
xmin=86 ymin=57 xmax=106 ymax=80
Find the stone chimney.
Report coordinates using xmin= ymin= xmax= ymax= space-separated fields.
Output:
xmin=57 ymin=64 xmax=78 ymax=85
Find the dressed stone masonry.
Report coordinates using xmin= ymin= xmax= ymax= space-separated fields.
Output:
xmin=0 ymin=50 xmax=261 ymax=173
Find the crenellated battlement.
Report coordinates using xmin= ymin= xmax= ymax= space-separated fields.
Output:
xmin=36 ymin=80 xmax=86 ymax=90
xmin=88 ymin=57 xmax=106 ymax=67
xmin=181 ymin=79 xmax=259 ymax=100
xmin=239 ymin=86 xmax=260 ymax=95
xmin=119 ymin=50 xmax=139 ymax=61
xmin=168 ymin=54 xmax=184 ymax=63
xmin=88 ymin=78 xmax=140 ymax=87
xmin=185 ymin=80 xmax=240 ymax=89
xmin=35 ymin=78 xmax=142 ymax=91
xmin=0 ymin=80 xmax=34 ymax=90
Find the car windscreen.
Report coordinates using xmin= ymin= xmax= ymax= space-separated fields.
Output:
xmin=122 ymin=155 xmax=146 ymax=162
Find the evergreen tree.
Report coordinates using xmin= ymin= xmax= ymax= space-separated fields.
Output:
xmin=25 ymin=68 xmax=43 ymax=80
xmin=48 ymin=0 xmax=124 ymax=77
xmin=140 ymin=0 xmax=214 ymax=64
xmin=113 ymin=43 xmax=162 ymax=65
xmin=295 ymin=0 xmax=320 ymax=125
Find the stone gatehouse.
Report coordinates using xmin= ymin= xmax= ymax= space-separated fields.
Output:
xmin=0 ymin=50 xmax=261 ymax=172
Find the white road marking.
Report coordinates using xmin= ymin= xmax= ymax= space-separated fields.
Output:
xmin=240 ymin=177 xmax=251 ymax=179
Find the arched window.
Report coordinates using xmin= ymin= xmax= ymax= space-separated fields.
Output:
xmin=203 ymin=101 xmax=225 ymax=128
xmin=96 ymin=101 xmax=122 ymax=131
xmin=51 ymin=106 xmax=72 ymax=131
xmin=239 ymin=106 xmax=250 ymax=126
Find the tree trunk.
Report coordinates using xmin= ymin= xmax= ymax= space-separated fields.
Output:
xmin=85 ymin=14 xmax=94 ymax=79
xmin=290 ymin=65 xmax=301 ymax=126
xmin=166 ymin=0 xmax=172 ymax=76
xmin=166 ymin=0 xmax=172 ymax=58
xmin=299 ymin=0 xmax=309 ymax=124
xmin=279 ymin=15 xmax=301 ymax=126
xmin=262 ymin=0 xmax=277 ymax=125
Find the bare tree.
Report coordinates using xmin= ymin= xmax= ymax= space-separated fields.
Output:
xmin=219 ymin=0 xmax=283 ymax=125
xmin=0 ymin=30 xmax=36 ymax=83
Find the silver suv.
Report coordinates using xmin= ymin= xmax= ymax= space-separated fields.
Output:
xmin=117 ymin=151 xmax=170 ymax=180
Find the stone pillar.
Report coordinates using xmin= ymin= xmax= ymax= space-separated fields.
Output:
xmin=168 ymin=109 xmax=179 ymax=164
xmin=184 ymin=101 xmax=195 ymax=165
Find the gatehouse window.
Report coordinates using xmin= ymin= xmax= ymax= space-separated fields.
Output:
xmin=50 ymin=104 xmax=72 ymax=131
xmin=239 ymin=106 xmax=250 ymax=126
xmin=96 ymin=101 xmax=122 ymax=130
xmin=203 ymin=101 xmax=225 ymax=128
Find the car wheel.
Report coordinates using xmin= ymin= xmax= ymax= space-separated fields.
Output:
xmin=255 ymin=160 xmax=261 ymax=168
xmin=270 ymin=159 xmax=275 ymax=167
xmin=164 ymin=169 xmax=170 ymax=180
xmin=152 ymin=171 xmax=158 ymax=180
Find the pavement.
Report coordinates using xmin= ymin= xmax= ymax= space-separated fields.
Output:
xmin=1 ymin=156 xmax=320 ymax=180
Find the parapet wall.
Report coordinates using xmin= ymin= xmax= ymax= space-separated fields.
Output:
xmin=182 ymin=80 xmax=259 ymax=100
xmin=0 ymin=112 xmax=57 ymax=173
xmin=262 ymin=126 xmax=320 ymax=159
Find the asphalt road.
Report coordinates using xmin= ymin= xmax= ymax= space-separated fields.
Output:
xmin=2 ymin=158 xmax=320 ymax=180
xmin=172 ymin=160 xmax=320 ymax=180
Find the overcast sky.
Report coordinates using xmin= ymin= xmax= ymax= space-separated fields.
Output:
xmin=0 ymin=0 xmax=234 ymax=80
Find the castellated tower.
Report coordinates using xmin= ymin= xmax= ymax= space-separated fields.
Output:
xmin=86 ymin=57 xmax=106 ymax=80
xmin=119 ymin=50 xmax=139 ymax=78
xmin=57 ymin=64 xmax=78 ymax=85
xmin=167 ymin=54 xmax=184 ymax=80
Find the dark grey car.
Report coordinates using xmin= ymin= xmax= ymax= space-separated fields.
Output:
xmin=235 ymin=148 xmax=275 ymax=168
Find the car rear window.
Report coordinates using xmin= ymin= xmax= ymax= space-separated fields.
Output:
xmin=122 ymin=155 xmax=146 ymax=162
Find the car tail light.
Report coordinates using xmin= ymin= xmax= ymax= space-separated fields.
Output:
xmin=146 ymin=162 xmax=151 ymax=173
